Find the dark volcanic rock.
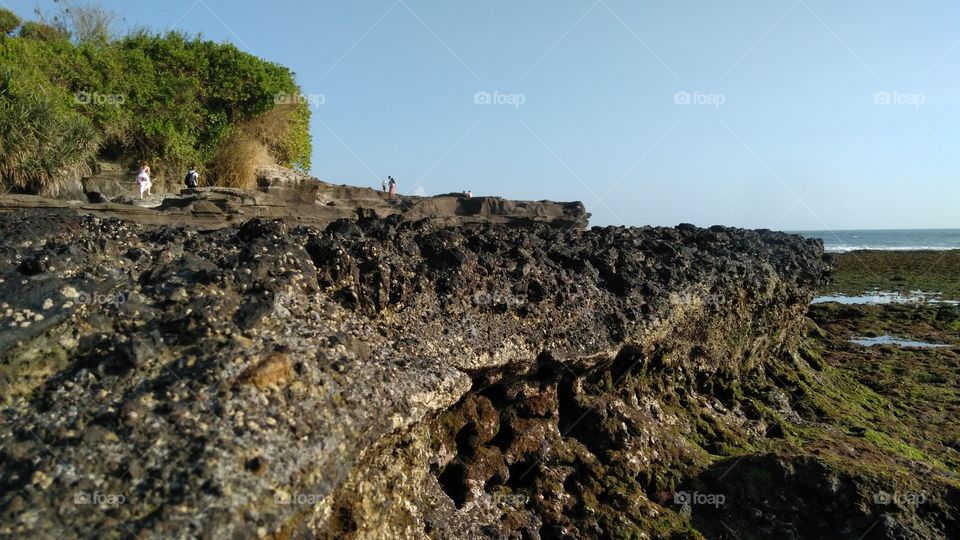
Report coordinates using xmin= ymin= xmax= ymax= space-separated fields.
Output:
xmin=0 ymin=208 xmax=952 ymax=539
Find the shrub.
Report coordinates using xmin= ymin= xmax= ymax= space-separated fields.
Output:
xmin=0 ymin=69 xmax=99 ymax=196
xmin=0 ymin=9 xmax=20 ymax=36
xmin=19 ymin=21 xmax=69 ymax=42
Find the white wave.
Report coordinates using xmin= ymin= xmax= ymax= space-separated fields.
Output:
xmin=825 ymin=245 xmax=960 ymax=253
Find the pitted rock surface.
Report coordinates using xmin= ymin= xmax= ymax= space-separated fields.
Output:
xmin=0 ymin=210 xmax=953 ymax=539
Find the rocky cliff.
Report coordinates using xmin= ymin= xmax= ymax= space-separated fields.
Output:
xmin=0 ymin=199 xmax=955 ymax=538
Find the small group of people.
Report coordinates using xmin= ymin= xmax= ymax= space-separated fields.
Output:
xmin=135 ymin=163 xmax=200 ymax=199
xmin=381 ymin=176 xmax=397 ymax=198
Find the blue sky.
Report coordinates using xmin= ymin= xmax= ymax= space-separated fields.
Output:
xmin=6 ymin=0 xmax=960 ymax=230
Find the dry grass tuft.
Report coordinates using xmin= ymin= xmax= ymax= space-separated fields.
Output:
xmin=209 ymin=104 xmax=304 ymax=189
xmin=210 ymin=130 xmax=273 ymax=190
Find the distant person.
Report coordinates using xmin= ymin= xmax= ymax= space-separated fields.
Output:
xmin=381 ymin=178 xmax=388 ymax=192
xmin=136 ymin=162 xmax=152 ymax=199
xmin=184 ymin=166 xmax=199 ymax=189
xmin=467 ymin=190 xmax=473 ymax=198
xmin=388 ymin=176 xmax=397 ymax=198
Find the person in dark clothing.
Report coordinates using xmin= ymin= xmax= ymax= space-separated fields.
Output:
xmin=184 ymin=167 xmax=200 ymax=188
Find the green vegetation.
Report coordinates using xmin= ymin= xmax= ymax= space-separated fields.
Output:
xmin=0 ymin=3 xmax=311 ymax=195
xmin=0 ymin=68 xmax=98 ymax=196
xmin=18 ymin=21 xmax=70 ymax=42
xmin=803 ymin=255 xmax=960 ymax=476
xmin=801 ymin=302 xmax=960 ymax=475
xmin=0 ymin=9 xmax=20 ymax=36
xmin=822 ymin=250 xmax=960 ymax=300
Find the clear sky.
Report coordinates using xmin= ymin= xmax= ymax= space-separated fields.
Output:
xmin=6 ymin=0 xmax=960 ymax=230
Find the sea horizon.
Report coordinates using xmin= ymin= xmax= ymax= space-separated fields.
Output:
xmin=791 ymin=228 xmax=960 ymax=253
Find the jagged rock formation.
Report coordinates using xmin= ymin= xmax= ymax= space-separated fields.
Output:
xmin=0 ymin=202 xmax=955 ymax=538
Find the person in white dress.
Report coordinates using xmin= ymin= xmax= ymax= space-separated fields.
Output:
xmin=136 ymin=162 xmax=152 ymax=199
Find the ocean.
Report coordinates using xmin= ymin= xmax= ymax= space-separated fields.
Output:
xmin=791 ymin=229 xmax=960 ymax=253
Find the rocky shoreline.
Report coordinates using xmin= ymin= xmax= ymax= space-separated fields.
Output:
xmin=819 ymin=250 xmax=960 ymax=301
xmin=0 ymin=188 xmax=957 ymax=538
xmin=0 ymin=167 xmax=589 ymax=232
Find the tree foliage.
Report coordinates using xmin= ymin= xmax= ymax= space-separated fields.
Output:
xmin=0 ymin=9 xmax=20 ymax=36
xmin=0 ymin=6 xmax=312 ymax=195
xmin=19 ymin=21 xmax=69 ymax=42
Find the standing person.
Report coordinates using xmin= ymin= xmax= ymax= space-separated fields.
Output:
xmin=136 ymin=162 xmax=152 ymax=199
xmin=388 ymin=176 xmax=397 ymax=199
xmin=184 ymin=166 xmax=199 ymax=189
xmin=381 ymin=178 xmax=388 ymax=192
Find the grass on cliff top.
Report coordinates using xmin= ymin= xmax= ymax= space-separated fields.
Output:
xmin=822 ymin=250 xmax=960 ymax=301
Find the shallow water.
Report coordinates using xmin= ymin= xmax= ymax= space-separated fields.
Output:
xmin=850 ymin=335 xmax=951 ymax=349
xmin=812 ymin=291 xmax=960 ymax=306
